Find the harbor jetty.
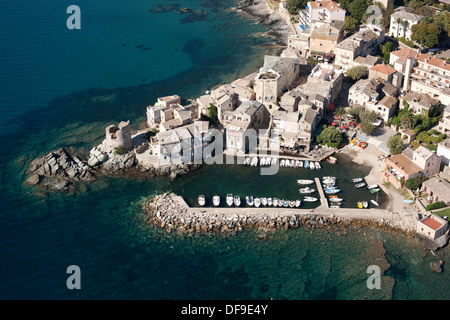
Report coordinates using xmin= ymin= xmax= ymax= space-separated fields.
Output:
xmin=143 ymin=193 xmax=416 ymax=235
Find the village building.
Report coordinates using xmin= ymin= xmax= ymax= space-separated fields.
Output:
xmin=400 ymin=91 xmax=440 ymax=116
xmin=287 ymin=32 xmax=310 ymax=57
xmin=309 ymin=20 xmax=344 ymax=56
xmin=381 ymin=152 xmax=422 ymax=188
xmin=416 ymin=213 xmax=449 ymax=240
xmin=437 ymin=138 xmax=450 ymax=167
xmin=369 ymin=64 xmax=403 ymax=89
xmin=389 ymin=7 xmax=423 ymax=40
xmin=105 ymin=120 xmax=133 ymax=152
xmin=306 ymin=0 xmax=346 ymax=23
xmin=254 ymin=55 xmax=301 ymax=105
xmin=352 ymin=55 xmax=383 ymax=70
xmin=334 ymin=26 xmax=384 ymax=71
xmin=421 ymin=177 xmax=450 ymax=206
xmin=412 ymin=146 xmax=442 ymax=177
xmin=301 ymin=63 xmax=342 ymax=103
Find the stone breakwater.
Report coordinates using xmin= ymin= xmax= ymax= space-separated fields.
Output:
xmin=143 ymin=193 xmax=416 ymax=236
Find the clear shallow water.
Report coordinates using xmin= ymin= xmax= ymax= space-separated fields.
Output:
xmin=1 ymin=0 xmax=450 ymax=300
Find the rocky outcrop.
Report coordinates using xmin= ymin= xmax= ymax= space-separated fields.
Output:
xmin=430 ymin=260 xmax=443 ymax=273
xmin=25 ymin=148 xmax=96 ymax=191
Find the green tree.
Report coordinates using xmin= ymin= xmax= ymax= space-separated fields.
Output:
xmin=346 ymin=65 xmax=369 ymax=81
xmin=317 ymin=125 xmax=344 ymax=145
xmin=208 ymin=103 xmax=217 ymax=121
xmin=286 ymin=0 xmax=308 ymax=14
xmin=387 ymin=134 xmax=403 ymax=155
xmin=360 ymin=119 xmax=376 ymax=135
xmin=401 ymin=113 xmax=417 ymax=129
xmin=412 ymin=21 xmax=440 ymax=47
xmin=381 ymin=41 xmax=394 ymax=64
xmin=344 ymin=16 xmax=359 ymax=31
xmin=335 ymin=107 xmax=347 ymax=127
xmin=114 ymin=146 xmax=128 ymax=155
xmin=426 ymin=201 xmax=446 ymax=211
xmin=434 ymin=11 xmax=450 ymax=39
xmin=405 ymin=175 xmax=429 ymax=190
xmin=349 ymin=0 xmax=369 ymax=21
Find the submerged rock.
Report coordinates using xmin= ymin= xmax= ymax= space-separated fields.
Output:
xmin=430 ymin=260 xmax=443 ymax=273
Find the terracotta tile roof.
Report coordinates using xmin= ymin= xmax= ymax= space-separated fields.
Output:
xmin=421 ymin=216 xmax=443 ymax=230
xmin=390 ymin=48 xmax=420 ymax=62
xmin=415 ymin=54 xmax=450 ymax=72
xmin=370 ymin=64 xmax=397 ymax=75
xmin=386 ymin=153 xmax=422 ymax=176
xmin=308 ymin=0 xmax=346 ymax=13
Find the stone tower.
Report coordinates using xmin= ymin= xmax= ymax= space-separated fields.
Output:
xmin=105 ymin=120 xmax=133 ymax=151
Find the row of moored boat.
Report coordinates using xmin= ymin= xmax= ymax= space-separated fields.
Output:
xmin=243 ymin=157 xmax=322 ymax=170
xmin=197 ymin=194 xmax=302 ymax=208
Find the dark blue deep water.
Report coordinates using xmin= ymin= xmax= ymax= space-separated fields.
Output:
xmin=1 ymin=0 xmax=450 ymax=300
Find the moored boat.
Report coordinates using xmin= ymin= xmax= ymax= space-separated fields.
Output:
xmin=303 ymin=196 xmax=318 ymax=202
xmin=352 ymin=178 xmax=363 ymax=183
xmin=290 ymin=160 xmax=295 ymax=167
xmin=260 ymin=157 xmax=266 ymax=166
xmin=295 ymin=200 xmax=301 ymax=207
xmin=297 ymin=179 xmax=314 ymax=185
xmin=261 ymin=197 xmax=267 ymax=206
xmin=198 ymin=195 xmax=205 ymax=206
xmin=244 ymin=157 xmax=250 ymax=165
xmin=254 ymin=197 xmax=261 ymax=207
xmin=329 ymin=197 xmax=343 ymax=202
xmin=327 ymin=156 xmax=337 ymax=164
xmin=371 ymin=200 xmax=379 ymax=206
xmin=283 ymin=200 xmax=289 ymax=207
xmin=295 ymin=160 xmax=301 ymax=167
xmin=325 ymin=188 xmax=340 ymax=194
xmin=213 ymin=195 xmax=220 ymax=206
xmin=280 ymin=159 xmax=285 ymax=167
xmin=251 ymin=157 xmax=258 ymax=166
xmin=367 ymin=184 xmax=378 ymax=190
xmin=226 ymin=194 xmax=233 ymax=206
xmin=273 ymin=198 xmax=278 ymax=206
xmin=304 ymin=160 xmax=309 ymax=168
xmin=355 ymin=183 xmax=366 ymax=188
xmin=357 ymin=201 xmax=363 ymax=208
xmin=234 ymin=195 xmax=241 ymax=206
xmin=370 ymin=188 xmax=380 ymax=193
xmin=309 ymin=161 xmax=315 ymax=170
xmin=246 ymin=195 xmax=254 ymax=206
xmin=289 ymin=201 xmax=295 ymax=208
xmin=271 ymin=158 xmax=277 ymax=166
xmin=315 ymin=162 xmax=321 ymax=169
xmin=363 ymin=201 xmax=368 ymax=208
xmin=267 ymin=197 xmax=273 ymax=206
xmin=299 ymin=160 xmax=303 ymax=167
xmin=299 ymin=187 xmax=315 ymax=194
xmin=278 ymin=199 xmax=283 ymax=207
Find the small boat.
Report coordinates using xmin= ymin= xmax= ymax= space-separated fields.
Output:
xmin=363 ymin=201 xmax=368 ymax=208
xmin=261 ymin=197 xmax=268 ymax=206
xmin=303 ymin=196 xmax=318 ymax=202
xmin=254 ymin=197 xmax=261 ymax=207
xmin=370 ymin=188 xmax=380 ymax=193
xmin=226 ymin=194 xmax=233 ymax=206
xmin=298 ymin=160 xmax=303 ymax=167
xmin=357 ymin=201 xmax=363 ymax=208
xmin=355 ymin=183 xmax=366 ymax=188
xmin=329 ymin=198 xmax=343 ymax=202
xmin=295 ymin=160 xmax=301 ymax=167
xmin=322 ymin=176 xmax=336 ymax=181
xmin=325 ymin=189 xmax=340 ymax=194
xmin=297 ymin=179 xmax=314 ymax=185
xmin=309 ymin=161 xmax=315 ymax=170
xmin=271 ymin=158 xmax=277 ymax=166
xmin=266 ymin=157 xmax=271 ymax=165
xmin=290 ymin=160 xmax=295 ymax=167
xmin=295 ymin=200 xmax=301 ymax=207
xmin=299 ymin=187 xmax=315 ymax=194
xmin=315 ymin=162 xmax=321 ymax=169
xmin=323 ymin=180 xmax=336 ymax=186
xmin=251 ymin=157 xmax=258 ymax=166
xmin=234 ymin=196 xmax=241 ymax=206
xmin=213 ymin=195 xmax=220 ymax=206
xmin=280 ymin=159 xmax=285 ymax=167
xmin=267 ymin=198 xmax=273 ymax=206
xmin=330 ymin=204 xmax=341 ymax=208
xmin=402 ymin=199 xmax=414 ymax=203
xmin=260 ymin=157 xmax=266 ymax=166
xmin=371 ymin=200 xmax=379 ymax=206
xmin=273 ymin=198 xmax=278 ymax=206
xmin=352 ymin=178 xmax=363 ymax=183
xmin=244 ymin=157 xmax=250 ymax=165
xmin=278 ymin=199 xmax=283 ymax=207
xmin=367 ymin=184 xmax=378 ymax=190
xmin=246 ymin=195 xmax=254 ymax=206
xmin=283 ymin=200 xmax=289 ymax=207
xmin=198 ymin=195 xmax=205 ymax=206
xmin=327 ymin=156 xmax=337 ymax=164
xmin=304 ymin=160 xmax=309 ymax=168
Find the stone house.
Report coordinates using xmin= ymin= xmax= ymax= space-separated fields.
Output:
xmin=400 ymin=91 xmax=440 ymax=116
xmin=309 ymin=20 xmax=344 ymax=55
xmin=436 ymin=107 xmax=450 ymax=135
xmin=369 ymin=64 xmax=403 ymax=89
xmin=389 ymin=7 xmax=423 ymax=40
xmin=105 ymin=121 xmax=133 ymax=152
xmin=381 ymin=152 xmax=422 ymax=188
xmin=412 ymin=146 xmax=442 ymax=177
xmin=421 ymin=177 xmax=450 ymax=206
xmin=307 ymin=0 xmax=346 ymax=23
xmin=437 ymin=138 xmax=450 ymax=167
xmin=416 ymin=214 xmax=448 ymax=240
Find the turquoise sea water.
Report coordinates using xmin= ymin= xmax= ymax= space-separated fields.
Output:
xmin=1 ymin=0 xmax=450 ymax=300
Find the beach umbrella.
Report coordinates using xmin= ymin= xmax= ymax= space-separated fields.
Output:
xmin=334 ymin=116 xmax=339 ymax=120
xmin=357 ymin=124 xmax=361 ymax=128
xmin=331 ymin=122 xmax=337 ymax=125
xmin=349 ymin=122 xmax=354 ymax=126
xmin=341 ymin=125 xmax=347 ymax=129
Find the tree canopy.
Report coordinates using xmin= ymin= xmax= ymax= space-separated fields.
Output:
xmin=346 ymin=65 xmax=369 ymax=81
xmin=387 ymin=135 xmax=403 ymax=155
xmin=411 ymin=21 xmax=440 ymax=47
xmin=317 ymin=125 xmax=344 ymax=145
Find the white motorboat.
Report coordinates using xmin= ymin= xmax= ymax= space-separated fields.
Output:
xmin=278 ymin=199 xmax=283 ymax=207
xmin=251 ymin=157 xmax=258 ymax=166
xmin=352 ymin=178 xmax=363 ymax=183
xmin=325 ymin=188 xmax=340 ymax=194
xmin=303 ymin=196 xmax=318 ymax=202
xmin=295 ymin=160 xmax=301 ymax=167
xmin=363 ymin=201 xmax=369 ymax=208
xmin=261 ymin=197 xmax=267 ymax=206
xmin=271 ymin=158 xmax=277 ymax=166
xmin=246 ymin=195 xmax=253 ymax=206
xmin=297 ymin=179 xmax=314 ymax=185
xmin=234 ymin=195 xmax=241 ymax=206
xmin=198 ymin=195 xmax=205 ymax=206
xmin=273 ymin=198 xmax=278 ymax=206
xmin=299 ymin=187 xmax=315 ymax=194
xmin=370 ymin=200 xmax=379 ymax=206
xmin=355 ymin=183 xmax=366 ymax=188
xmin=254 ymin=197 xmax=261 ymax=207
xmin=329 ymin=197 xmax=343 ymax=202
xmin=367 ymin=184 xmax=378 ymax=190
xmin=323 ymin=176 xmax=336 ymax=181
xmin=280 ymin=159 xmax=285 ymax=167
xmin=295 ymin=200 xmax=301 ymax=207
xmin=330 ymin=204 xmax=341 ymax=208
xmin=213 ymin=195 xmax=220 ymax=206
xmin=283 ymin=200 xmax=289 ymax=207
xmin=289 ymin=201 xmax=295 ymax=208
xmin=290 ymin=160 xmax=295 ymax=167
xmin=315 ymin=162 xmax=321 ymax=169
xmin=226 ymin=194 xmax=233 ymax=206
xmin=267 ymin=197 xmax=273 ymax=206
xmin=260 ymin=157 xmax=266 ymax=166
xmin=299 ymin=160 xmax=303 ymax=167
xmin=244 ymin=157 xmax=250 ymax=165
xmin=266 ymin=157 xmax=271 ymax=165
xmin=309 ymin=161 xmax=315 ymax=170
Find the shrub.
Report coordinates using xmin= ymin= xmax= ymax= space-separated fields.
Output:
xmin=426 ymin=201 xmax=446 ymax=211
xmin=387 ymin=135 xmax=403 ymax=155
xmin=114 ymin=146 xmax=128 ymax=155
xmin=405 ymin=175 xmax=428 ymax=190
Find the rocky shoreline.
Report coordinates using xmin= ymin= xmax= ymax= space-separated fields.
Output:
xmin=24 ymin=147 xmax=201 ymax=192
